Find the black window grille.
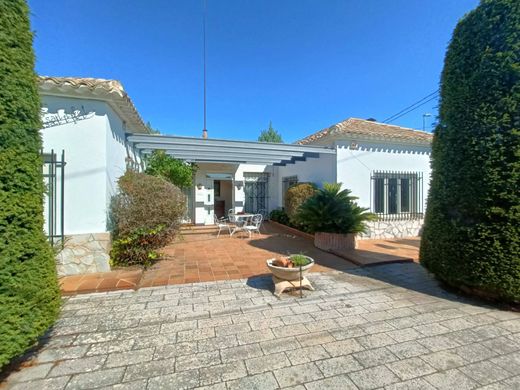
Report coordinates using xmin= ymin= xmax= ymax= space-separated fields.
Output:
xmin=370 ymin=171 xmax=423 ymax=220
xmin=244 ymin=173 xmax=269 ymax=216
xmin=42 ymin=149 xmax=66 ymax=247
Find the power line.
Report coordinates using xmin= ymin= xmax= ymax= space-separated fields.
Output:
xmin=383 ymin=90 xmax=439 ymax=123
xmin=385 ymin=94 xmax=439 ymax=124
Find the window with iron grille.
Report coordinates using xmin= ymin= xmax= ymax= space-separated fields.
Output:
xmin=371 ymin=171 xmax=423 ymax=220
xmin=282 ymin=175 xmax=298 ymax=207
xmin=244 ymin=173 xmax=269 ymax=215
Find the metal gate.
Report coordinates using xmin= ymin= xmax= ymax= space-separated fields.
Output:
xmin=43 ymin=150 xmax=65 ymax=246
xmin=244 ymin=173 xmax=269 ymax=216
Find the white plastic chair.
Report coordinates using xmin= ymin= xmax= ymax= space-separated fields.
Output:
xmin=214 ymin=214 xmax=231 ymax=237
xmin=227 ymin=209 xmax=236 ymax=223
xmin=243 ymin=214 xmax=263 ymax=238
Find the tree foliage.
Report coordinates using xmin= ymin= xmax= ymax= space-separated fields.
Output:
xmin=145 ymin=150 xmax=197 ymax=189
xmin=145 ymin=121 xmax=160 ymax=134
xmin=420 ymin=0 xmax=520 ymax=302
xmin=258 ymin=121 xmax=283 ymax=143
xmin=296 ymin=183 xmax=375 ymax=234
xmin=0 ymin=0 xmax=60 ymax=367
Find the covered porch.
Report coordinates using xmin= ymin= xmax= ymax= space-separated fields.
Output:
xmin=127 ymin=134 xmax=336 ymax=224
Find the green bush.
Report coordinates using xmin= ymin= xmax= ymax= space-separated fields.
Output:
xmin=0 ymin=0 xmax=60 ymax=368
xmin=110 ymin=226 xmax=165 ymax=268
xmin=145 ymin=150 xmax=197 ymax=189
xmin=296 ymin=183 xmax=375 ymax=234
xmin=420 ymin=0 xmax=520 ymax=302
xmin=284 ymin=182 xmax=317 ymax=224
xmin=110 ymin=171 xmax=186 ymax=267
xmin=269 ymin=209 xmax=290 ymax=225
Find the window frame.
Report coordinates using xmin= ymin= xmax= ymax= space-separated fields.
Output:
xmin=370 ymin=171 xmax=423 ymax=220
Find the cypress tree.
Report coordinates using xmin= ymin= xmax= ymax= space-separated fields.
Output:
xmin=0 ymin=0 xmax=60 ymax=367
xmin=420 ymin=0 xmax=520 ymax=302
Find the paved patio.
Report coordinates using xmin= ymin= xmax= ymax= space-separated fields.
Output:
xmin=4 ymin=263 xmax=519 ymax=389
xmin=59 ymin=223 xmax=421 ymax=294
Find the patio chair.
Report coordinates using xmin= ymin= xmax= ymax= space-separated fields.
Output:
xmin=214 ymin=214 xmax=231 ymax=237
xmin=243 ymin=214 xmax=263 ymax=239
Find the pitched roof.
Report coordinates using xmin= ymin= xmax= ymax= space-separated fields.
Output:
xmin=297 ymin=117 xmax=433 ymax=146
xmin=38 ymin=76 xmax=149 ymax=133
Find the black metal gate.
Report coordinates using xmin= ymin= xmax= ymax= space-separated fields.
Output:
xmin=244 ymin=173 xmax=269 ymax=216
xmin=43 ymin=150 xmax=65 ymax=246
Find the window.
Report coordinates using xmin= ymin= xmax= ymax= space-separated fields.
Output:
xmin=371 ymin=171 xmax=423 ymax=220
xmin=282 ymin=175 xmax=298 ymax=207
xmin=244 ymin=173 xmax=269 ymax=215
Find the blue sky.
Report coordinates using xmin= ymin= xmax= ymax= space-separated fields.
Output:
xmin=29 ymin=0 xmax=479 ymax=142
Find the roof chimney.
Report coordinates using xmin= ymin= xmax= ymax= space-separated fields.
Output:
xmin=202 ymin=129 xmax=208 ymax=139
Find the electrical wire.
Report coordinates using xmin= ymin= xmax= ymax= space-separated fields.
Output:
xmin=383 ymin=90 xmax=439 ymax=123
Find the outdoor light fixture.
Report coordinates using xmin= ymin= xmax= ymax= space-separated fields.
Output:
xmin=234 ymin=181 xmax=244 ymax=190
xmin=197 ymin=183 xmax=203 ymax=190
xmin=350 ymin=141 xmax=359 ymax=150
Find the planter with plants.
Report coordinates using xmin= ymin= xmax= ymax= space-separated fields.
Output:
xmin=295 ymin=183 xmax=375 ymax=252
xmin=266 ymin=254 xmax=315 ymax=297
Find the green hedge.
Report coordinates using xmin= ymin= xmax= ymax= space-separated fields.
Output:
xmin=0 ymin=0 xmax=60 ymax=368
xmin=420 ymin=0 xmax=520 ymax=302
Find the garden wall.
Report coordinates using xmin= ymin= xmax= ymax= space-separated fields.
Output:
xmin=56 ymin=233 xmax=111 ymax=276
xmin=360 ymin=219 xmax=424 ymax=239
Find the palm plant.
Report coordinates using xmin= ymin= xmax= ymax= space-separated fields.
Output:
xmin=296 ymin=183 xmax=375 ymax=234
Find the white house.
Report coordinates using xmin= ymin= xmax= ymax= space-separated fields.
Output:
xmin=39 ymin=76 xmax=149 ymax=276
xmin=38 ymin=76 xmax=432 ymax=276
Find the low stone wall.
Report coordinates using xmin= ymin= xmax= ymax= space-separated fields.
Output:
xmin=56 ymin=233 xmax=111 ymax=276
xmin=360 ymin=219 xmax=424 ymax=240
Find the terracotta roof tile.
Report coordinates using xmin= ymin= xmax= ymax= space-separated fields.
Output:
xmin=297 ymin=118 xmax=433 ymax=145
xmin=38 ymin=76 xmax=148 ymax=133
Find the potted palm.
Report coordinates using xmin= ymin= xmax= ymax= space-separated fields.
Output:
xmin=295 ymin=183 xmax=376 ymax=251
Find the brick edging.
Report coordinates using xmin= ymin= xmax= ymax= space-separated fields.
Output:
xmin=269 ymin=221 xmax=315 ymax=241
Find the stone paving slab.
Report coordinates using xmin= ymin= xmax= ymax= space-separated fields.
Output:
xmin=3 ymin=263 xmax=520 ymax=389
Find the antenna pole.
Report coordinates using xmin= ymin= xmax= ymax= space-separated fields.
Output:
xmin=202 ymin=0 xmax=208 ymax=138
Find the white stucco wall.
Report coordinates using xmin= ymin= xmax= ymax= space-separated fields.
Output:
xmin=335 ymin=140 xmax=431 ymax=211
xmin=192 ymin=163 xmax=275 ymax=225
xmin=41 ymin=95 xmax=143 ymax=235
xmin=274 ymin=154 xmax=337 ymax=208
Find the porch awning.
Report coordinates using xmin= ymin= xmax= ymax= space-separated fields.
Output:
xmin=127 ymin=134 xmax=336 ymax=166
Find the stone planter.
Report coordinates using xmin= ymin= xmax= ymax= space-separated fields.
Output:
xmin=314 ymin=232 xmax=358 ymax=251
xmin=266 ymin=255 xmax=315 ymax=281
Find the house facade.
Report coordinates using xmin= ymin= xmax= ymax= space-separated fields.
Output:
xmin=39 ymin=76 xmax=432 ymax=276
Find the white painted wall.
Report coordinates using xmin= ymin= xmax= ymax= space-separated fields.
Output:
xmin=335 ymin=140 xmax=431 ymax=210
xmin=192 ymin=163 xmax=276 ymax=224
xmin=274 ymin=154 xmax=337 ymax=208
xmin=41 ymin=95 xmax=143 ymax=235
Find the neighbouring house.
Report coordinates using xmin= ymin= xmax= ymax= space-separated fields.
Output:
xmin=39 ymin=76 xmax=432 ymax=276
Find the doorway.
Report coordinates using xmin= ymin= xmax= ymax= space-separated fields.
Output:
xmin=214 ymin=180 xmax=233 ymax=219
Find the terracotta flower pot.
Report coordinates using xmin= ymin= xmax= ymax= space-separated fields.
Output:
xmin=314 ymin=232 xmax=357 ymax=251
xmin=266 ymin=255 xmax=314 ymax=281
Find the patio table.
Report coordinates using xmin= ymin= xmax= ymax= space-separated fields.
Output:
xmin=230 ymin=213 xmax=254 ymax=236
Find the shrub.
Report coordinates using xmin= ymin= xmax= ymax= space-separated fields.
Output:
xmin=110 ymin=226 xmax=165 ymax=268
xmin=284 ymin=183 xmax=317 ymax=224
xmin=269 ymin=209 xmax=290 ymax=225
xmin=420 ymin=0 xmax=520 ymax=302
xmin=110 ymin=171 xmax=186 ymax=266
xmin=145 ymin=150 xmax=197 ymax=189
xmin=296 ymin=183 xmax=375 ymax=234
xmin=0 ymin=0 xmax=60 ymax=368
